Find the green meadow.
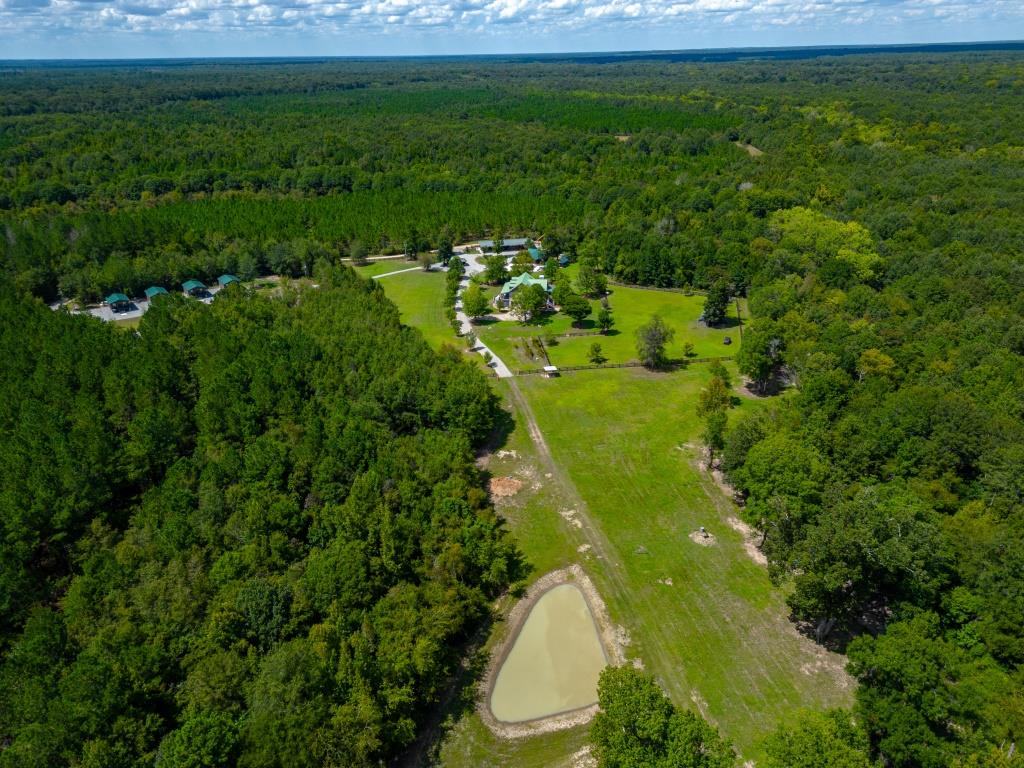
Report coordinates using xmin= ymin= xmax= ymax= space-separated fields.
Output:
xmin=474 ymin=283 xmax=741 ymax=369
xmin=437 ymin=368 xmax=851 ymax=766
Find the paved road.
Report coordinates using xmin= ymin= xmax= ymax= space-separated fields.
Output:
xmin=452 ymin=251 xmax=513 ymax=378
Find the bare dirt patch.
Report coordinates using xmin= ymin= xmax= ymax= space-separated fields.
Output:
xmin=490 ymin=476 xmax=524 ymax=499
xmin=480 ymin=565 xmax=626 ymax=739
xmin=615 ymin=134 xmax=631 ymax=142
xmin=559 ymin=507 xmax=584 ymax=529
xmin=726 ymin=516 xmax=768 ymax=566
xmin=735 ymin=141 xmax=764 ymax=156
xmin=688 ymin=530 xmax=717 ymax=547
xmin=570 ymin=745 xmax=598 ymax=768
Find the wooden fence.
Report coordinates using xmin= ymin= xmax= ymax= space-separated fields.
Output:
xmin=513 ymin=356 xmax=733 ymax=377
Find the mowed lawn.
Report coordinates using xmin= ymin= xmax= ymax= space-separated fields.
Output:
xmin=358 ymin=267 xmax=456 ymax=350
xmin=350 ymin=258 xmax=417 ymax=277
xmin=473 ymin=281 xmax=742 ymax=370
xmin=440 ymin=367 xmax=852 ymax=767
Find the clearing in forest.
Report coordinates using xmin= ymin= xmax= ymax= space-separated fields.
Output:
xmin=436 ymin=366 xmax=851 ymax=768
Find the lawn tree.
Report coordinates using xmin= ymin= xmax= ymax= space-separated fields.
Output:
xmin=698 ymin=368 xmax=734 ymax=458
xmin=697 ymin=375 xmax=732 ymax=418
xmin=461 ymin=284 xmax=490 ymax=321
xmin=510 ymin=250 xmax=534 ymax=277
xmin=544 ymin=257 xmax=560 ymax=283
xmin=703 ymin=278 xmax=731 ymax=327
xmin=597 ymin=306 xmax=615 ymax=334
xmin=576 ymin=257 xmax=605 ymax=297
xmin=437 ymin=235 xmax=454 ymax=266
xmin=591 ymin=666 xmax=733 ymax=768
xmin=418 ymin=250 xmax=434 ymax=271
xmin=761 ymin=709 xmax=871 ymax=768
xmin=552 ymin=278 xmax=574 ymax=307
xmin=708 ymin=359 xmax=731 ymax=388
xmin=702 ymin=411 xmax=728 ymax=454
xmin=635 ymin=315 xmax=675 ymax=369
xmin=483 ymin=254 xmax=509 ymax=285
xmin=562 ymin=293 xmax=592 ymax=327
xmin=589 ymin=342 xmax=605 ymax=364
xmin=510 ymin=283 xmax=547 ymax=322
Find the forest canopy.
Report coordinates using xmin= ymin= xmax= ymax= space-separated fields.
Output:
xmin=2 ymin=51 xmax=1024 ymax=768
xmin=0 ymin=268 xmax=520 ymax=766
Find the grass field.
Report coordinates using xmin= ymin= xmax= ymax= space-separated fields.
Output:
xmin=473 ymin=281 xmax=742 ymax=370
xmin=352 ymin=259 xmax=419 ymax=277
xmin=436 ymin=367 xmax=852 ymax=767
xmin=357 ymin=267 xmax=456 ymax=350
xmin=366 ymin=266 xmax=851 ymax=766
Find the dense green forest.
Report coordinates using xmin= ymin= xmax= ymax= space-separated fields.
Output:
xmin=2 ymin=52 xmax=1024 ymax=767
xmin=0 ymin=269 xmax=519 ymax=766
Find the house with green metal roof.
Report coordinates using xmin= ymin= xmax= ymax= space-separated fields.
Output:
xmin=528 ymin=247 xmax=545 ymax=263
xmin=217 ymin=274 xmax=240 ymax=287
xmin=106 ymin=292 xmax=131 ymax=312
xmin=144 ymin=286 xmax=168 ymax=300
xmin=495 ymin=273 xmax=552 ymax=310
xmin=182 ymin=279 xmax=206 ymax=296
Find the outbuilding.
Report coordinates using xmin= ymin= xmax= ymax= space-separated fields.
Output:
xmin=479 ymin=237 xmax=529 ymax=253
xmin=182 ymin=279 xmax=206 ymax=297
xmin=217 ymin=274 xmax=240 ymax=288
xmin=106 ymin=292 xmax=132 ymax=313
xmin=144 ymin=286 xmax=168 ymax=300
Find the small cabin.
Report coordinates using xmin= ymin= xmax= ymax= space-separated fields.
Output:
xmin=217 ymin=274 xmax=240 ymax=288
xmin=543 ymin=365 xmax=560 ymax=378
xmin=182 ymin=279 xmax=206 ymax=297
xmin=144 ymin=286 xmax=168 ymax=301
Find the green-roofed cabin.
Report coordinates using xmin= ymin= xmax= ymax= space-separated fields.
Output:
xmin=528 ymin=247 xmax=545 ymax=263
xmin=182 ymin=279 xmax=206 ymax=296
xmin=558 ymin=254 xmax=570 ymax=267
xmin=217 ymin=274 xmax=240 ymax=287
xmin=144 ymin=286 xmax=168 ymax=300
xmin=106 ymin=293 xmax=131 ymax=312
xmin=495 ymin=273 xmax=552 ymax=310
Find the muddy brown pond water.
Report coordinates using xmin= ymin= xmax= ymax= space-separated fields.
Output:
xmin=489 ymin=583 xmax=608 ymax=723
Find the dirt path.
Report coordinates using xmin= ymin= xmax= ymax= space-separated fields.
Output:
xmin=372 ymin=266 xmax=427 ymax=279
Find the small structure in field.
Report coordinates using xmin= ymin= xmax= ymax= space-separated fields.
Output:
xmin=543 ymin=365 xmax=560 ymax=378
xmin=106 ymin=292 xmax=132 ymax=313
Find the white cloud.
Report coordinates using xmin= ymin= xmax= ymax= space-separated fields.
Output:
xmin=0 ymin=0 xmax=1022 ymax=54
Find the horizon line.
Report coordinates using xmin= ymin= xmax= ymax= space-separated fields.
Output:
xmin=3 ymin=38 xmax=1024 ymax=64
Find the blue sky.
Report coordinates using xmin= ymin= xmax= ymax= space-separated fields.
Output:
xmin=1 ymin=0 xmax=1022 ymax=59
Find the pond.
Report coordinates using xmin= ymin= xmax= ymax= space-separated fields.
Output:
xmin=489 ymin=583 xmax=608 ymax=723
